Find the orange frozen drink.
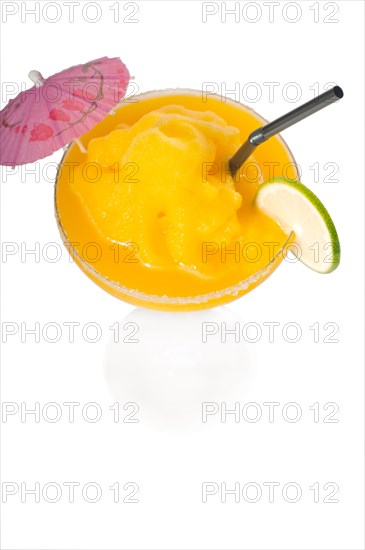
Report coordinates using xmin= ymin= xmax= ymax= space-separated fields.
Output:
xmin=55 ymin=89 xmax=299 ymax=310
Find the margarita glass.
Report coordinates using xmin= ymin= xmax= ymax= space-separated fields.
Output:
xmin=55 ymin=89 xmax=299 ymax=310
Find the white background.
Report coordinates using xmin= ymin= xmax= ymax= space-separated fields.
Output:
xmin=1 ymin=1 xmax=364 ymax=549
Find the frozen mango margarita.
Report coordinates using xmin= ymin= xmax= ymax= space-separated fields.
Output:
xmin=55 ymin=89 xmax=335 ymax=310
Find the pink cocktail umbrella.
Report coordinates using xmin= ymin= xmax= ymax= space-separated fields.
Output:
xmin=0 ymin=56 xmax=130 ymax=166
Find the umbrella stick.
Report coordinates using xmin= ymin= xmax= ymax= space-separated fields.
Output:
xmin=73 ymin=138 xmax=87 ymax=154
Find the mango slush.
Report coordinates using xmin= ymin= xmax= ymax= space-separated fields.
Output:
xmin=55 ymin=90 xmax=298 ymax=310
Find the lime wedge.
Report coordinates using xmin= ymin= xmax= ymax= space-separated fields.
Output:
xmin=255 ymin=177 xmax=340 ymax=273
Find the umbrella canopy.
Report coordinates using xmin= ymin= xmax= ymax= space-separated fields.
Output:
xmin=0 ymin=56 xmax=130 ymax=166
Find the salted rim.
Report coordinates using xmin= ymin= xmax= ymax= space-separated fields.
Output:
xmin=54 ymin=88 xmax=298 ymax=305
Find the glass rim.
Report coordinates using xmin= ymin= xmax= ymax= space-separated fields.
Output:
xmin=54 ymin=88 xmax=298 ymax=306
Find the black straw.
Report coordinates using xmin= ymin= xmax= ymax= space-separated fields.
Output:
xmin=229 ymin=86 xmax=344 ymax=176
